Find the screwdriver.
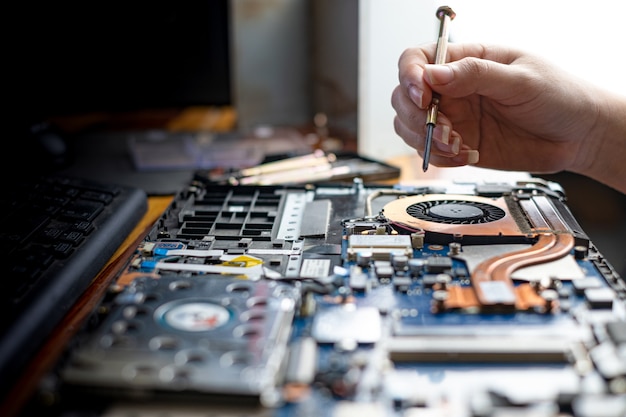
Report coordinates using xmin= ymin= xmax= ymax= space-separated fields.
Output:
xmin=423 ymin=6 xmax=456 ymax=172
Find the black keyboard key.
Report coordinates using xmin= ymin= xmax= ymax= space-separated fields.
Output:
xmin=41 ymin=227 xmax=63 ymax=241
xmin=80 ymin=190 xmax=114 ymax=204
xmin=0 ymin=211 xmax=50 ymax=250
xmin=72 ymin=220 xmax=94 ymax=235
xmin=61 ymin=200 xmax=104 ymax=222
xmin=14 ymin=250 xmax=55 ymax=271
xmin=60 ymin=230 xmax=84 ymax=246
xmin=10 ymin=263 xmax=42 ymax=288
xmin=52 ymin=242 xmax=74 ymax=258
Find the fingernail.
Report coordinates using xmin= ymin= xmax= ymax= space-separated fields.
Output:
xmin=466 ymin=150 xmax=479 ymax=164
xmin=425 ymin=64 xmax=454 ymax=85
xmin=434 ymin=132 xmax=460 ymax=155
xmin=451 ymin=136 xmax=460 ymax=154
xmin=408 ymin=85 xmax=424 ymax=108
xmin=440 ymin=125 xmax=450 ymax=144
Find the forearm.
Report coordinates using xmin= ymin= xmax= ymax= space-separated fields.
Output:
xmin=576 ymin=90 xmax=626 ymax=194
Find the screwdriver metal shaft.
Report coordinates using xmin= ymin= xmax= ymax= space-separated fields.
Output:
xmin=423 ymin=6 xmax=456 ymax=172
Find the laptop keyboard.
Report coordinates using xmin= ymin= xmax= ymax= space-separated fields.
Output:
xmin=0 ymin=174 xmax=147 ymax=395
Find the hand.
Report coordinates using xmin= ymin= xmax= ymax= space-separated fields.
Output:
xmin=391 ymin=42 xmax=626 ymax=193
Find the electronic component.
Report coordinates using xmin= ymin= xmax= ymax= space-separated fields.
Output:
xmin=35 ymin=177 xmax=625 ymax=417
xmin=61 ymin=276 xmax=299 ymax=406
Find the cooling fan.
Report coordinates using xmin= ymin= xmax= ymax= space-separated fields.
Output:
xmin=382 ymin=194 xmax=576 ymax=311
xmin=382 ymin=194 xmax=526 ymax=244
xmin=407 ymin=198 xmax=506 ymax=223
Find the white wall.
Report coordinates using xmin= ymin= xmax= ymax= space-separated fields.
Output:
xmin=359 ymin=0 xmax=626 ymax=160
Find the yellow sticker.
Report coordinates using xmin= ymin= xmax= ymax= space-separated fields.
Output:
xmin=220 ymin=255 xmax=263 ymax=268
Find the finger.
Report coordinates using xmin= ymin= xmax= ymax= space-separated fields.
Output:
xmin=392 ymin=84 xmax=458 ymax=140
xmin=423 ymin=57 xmax=532 ymax=104
xmin=444 ymin=43 xmax=522 ymax=65
xmin=391 ymin=85 xmax=428 ymax=131
xmin=393 ymin=115 xmax=424 ymax=151
xmin=397 ymin=45 xmax=438 ymax=108
xmin=393 ymin=116 xmax=460 ymax=158
xmin=427 ymin=148 xmax=480 ymax=168
xmin=398 ymin=43 xmax=526 ymax=108
xmin=433 ymin=128 xmax=461 ymax=156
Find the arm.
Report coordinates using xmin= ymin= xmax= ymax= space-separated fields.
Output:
xmin=391 ymin=42 xmax=626 ymax=193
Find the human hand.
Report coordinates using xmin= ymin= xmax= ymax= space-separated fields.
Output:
xmin=391 ymin=42 xmax=611 ymax=176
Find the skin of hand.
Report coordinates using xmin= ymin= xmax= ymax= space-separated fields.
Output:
xmin=391 ymin=42 xmax=626 ymax=193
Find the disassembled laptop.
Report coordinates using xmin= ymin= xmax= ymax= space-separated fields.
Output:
xmin=33 ymin=175 xmax=625 ymax=417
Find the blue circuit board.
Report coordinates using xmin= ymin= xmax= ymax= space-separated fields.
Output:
xmin=41 ymin=179 xmax=625 ymax=417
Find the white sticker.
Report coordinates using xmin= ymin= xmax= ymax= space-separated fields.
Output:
xmin=479 ymin=281 xmax=516 ymax=304
xmin=300 ymin=258 xmax=331 ymax=278
xmin=160 ymin=302 xmax=230 ymax=332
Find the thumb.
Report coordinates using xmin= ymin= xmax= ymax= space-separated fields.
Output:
xmin=424 ymin=58 xmax=524 ymax=101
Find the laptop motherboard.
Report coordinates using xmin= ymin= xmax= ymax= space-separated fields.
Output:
xmin=40 ymin=176 xmax=625 ymax=417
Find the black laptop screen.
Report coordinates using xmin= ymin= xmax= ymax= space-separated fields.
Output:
xmin=14 ymin=1 xmax=231 ymax=125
